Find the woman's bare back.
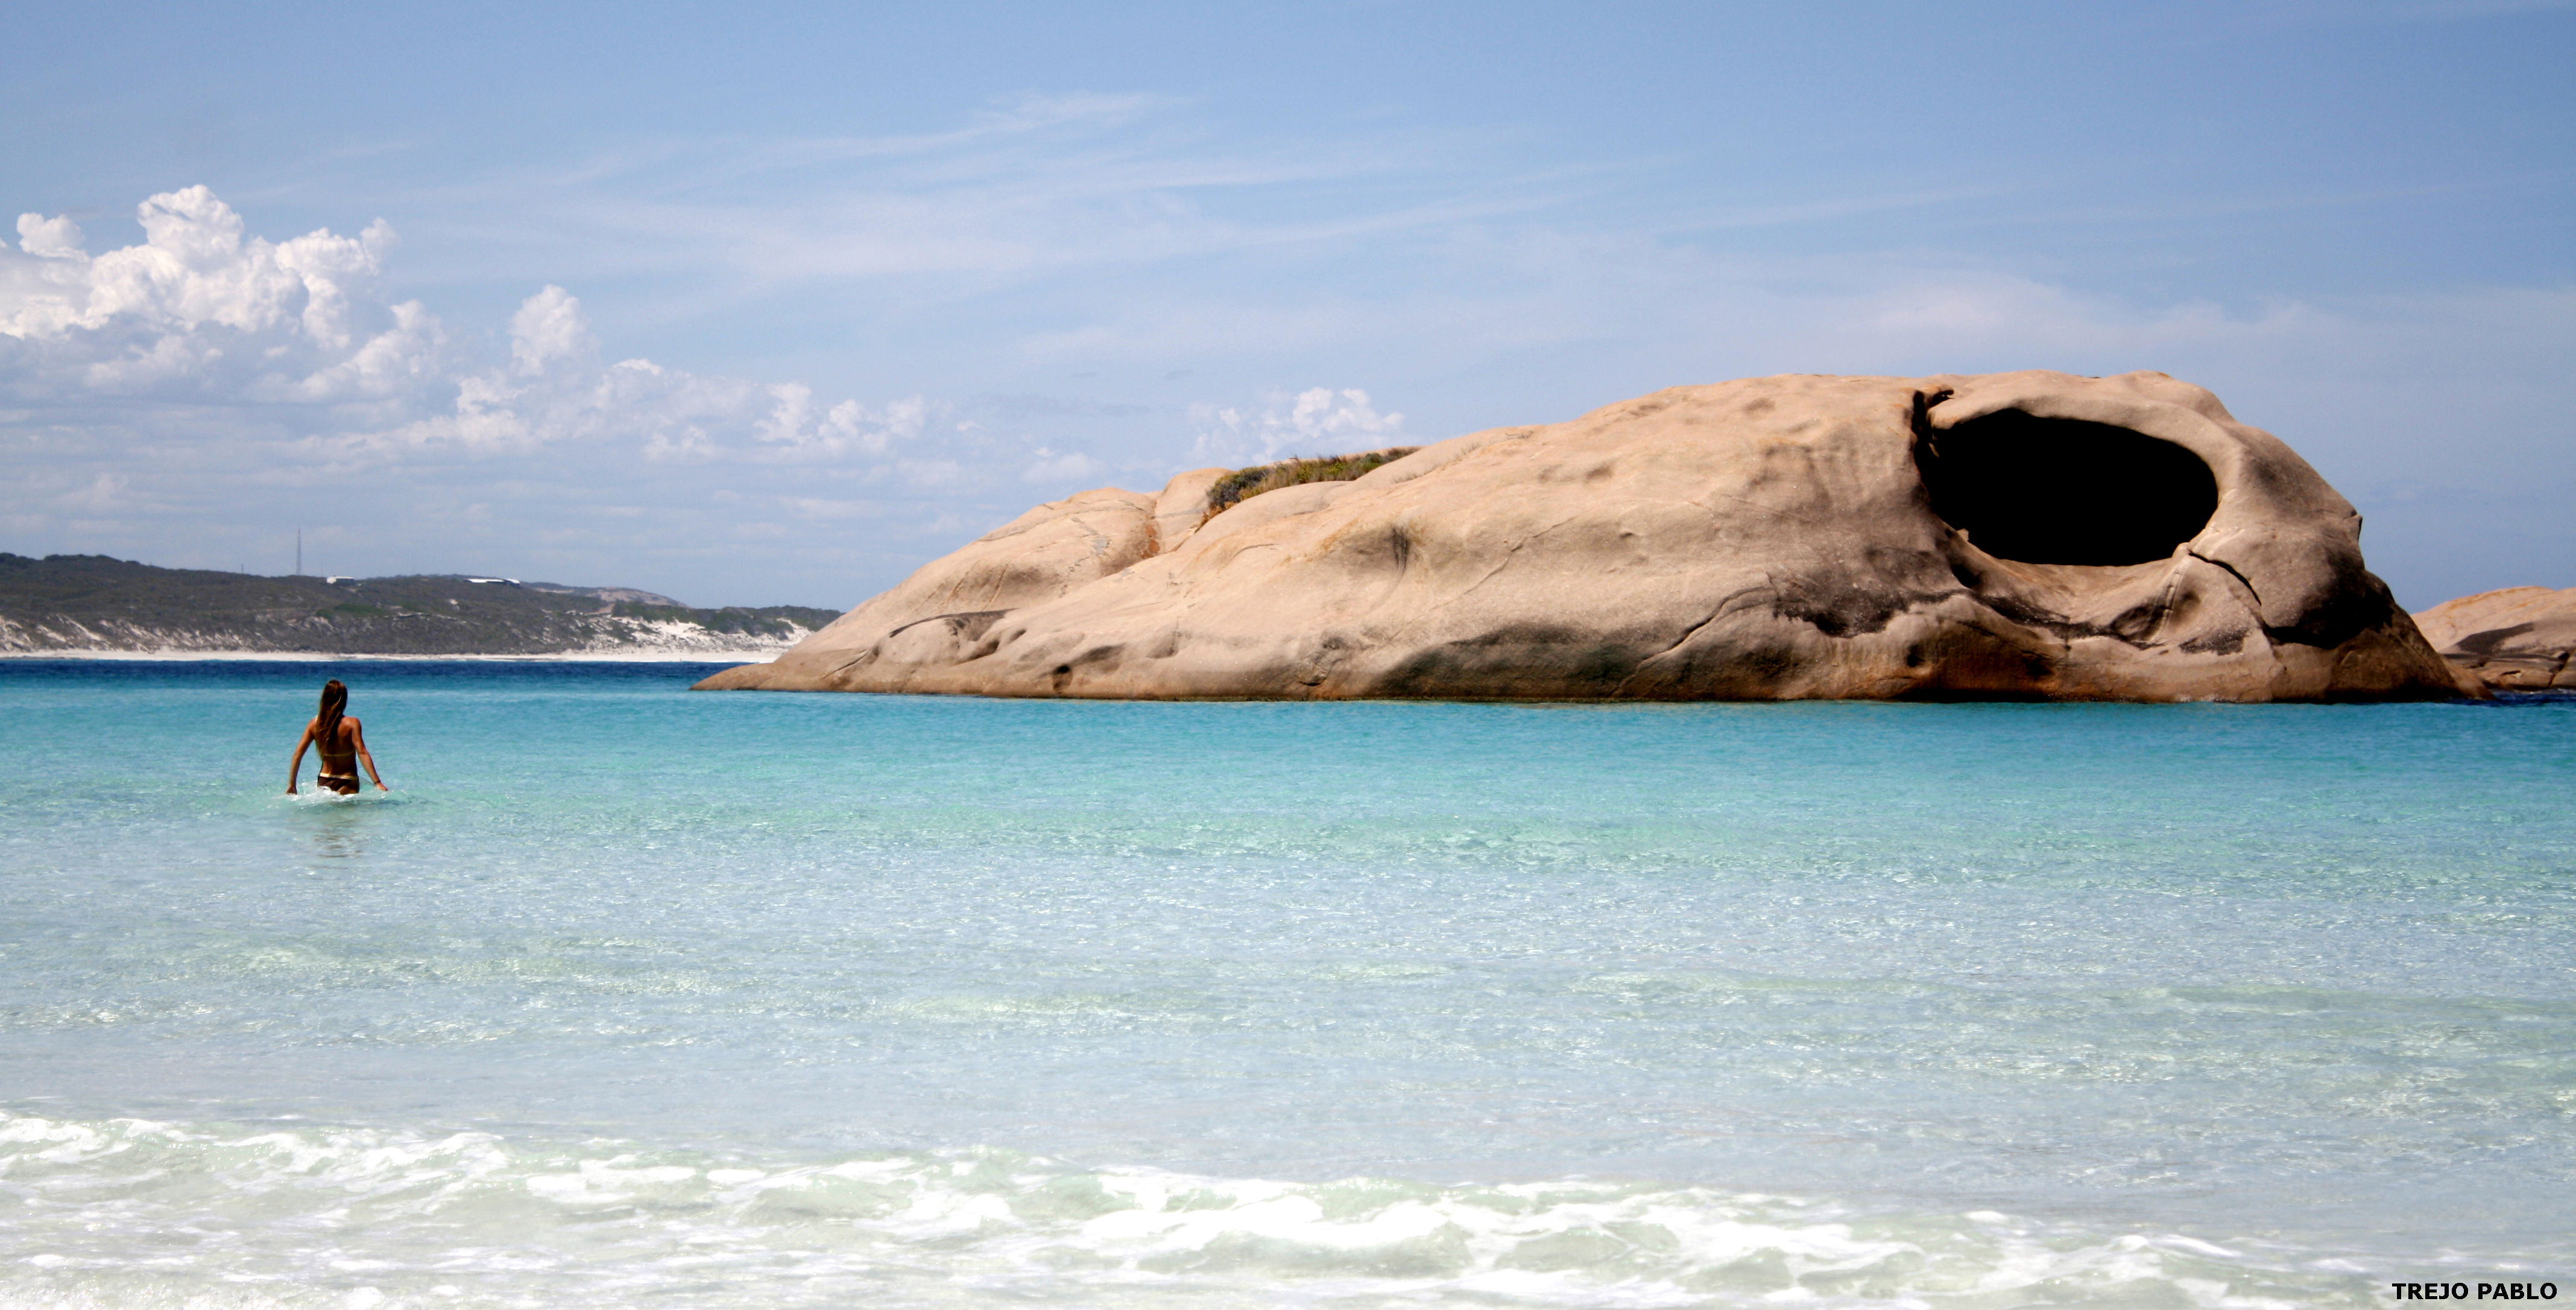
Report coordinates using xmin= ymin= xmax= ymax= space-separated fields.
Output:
xmin=288 ymin=694 xmax=387 ymax=795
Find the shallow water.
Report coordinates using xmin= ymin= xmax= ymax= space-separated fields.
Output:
xmin=1 ymin=660 xmax=2569 ymax=1307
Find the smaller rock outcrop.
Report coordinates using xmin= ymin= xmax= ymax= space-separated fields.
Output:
xmin=2412 ymin=587 xmax=2576 ymax=691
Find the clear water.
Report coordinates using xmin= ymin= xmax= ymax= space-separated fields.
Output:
xmin=1 ymin=660 xmax=2568 ymax=1308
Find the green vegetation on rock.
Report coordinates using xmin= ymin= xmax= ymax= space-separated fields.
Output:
xmin=1202 ymin=447 xmax=1420 ymax=522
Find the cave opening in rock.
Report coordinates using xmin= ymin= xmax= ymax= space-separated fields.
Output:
xmin=1915 ymin=408 xmax=2219 ymax=566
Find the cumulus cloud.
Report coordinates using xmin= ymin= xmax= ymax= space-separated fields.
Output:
xmin=0 ymin=188 xmax=1006 ymax=479
xmin=2 ymin=185 xmax=432 ymax=404
xmin=15 ymin=214 xmax=84 ymax=259
xmin=0 ymin=186 xmax=1109 ymax=489
xmin=756 ymin=383 xmax=929 ymax=457
xmin=508 ymin=285 xmax=592 ymax=374
xmin=0 ymin=186 xmax=1137 ymax=602
xmin=1189 ymin=387 xmax=1406 ymax=464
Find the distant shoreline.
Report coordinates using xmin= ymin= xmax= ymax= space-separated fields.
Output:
xmin=2 ymin=554 xmax=839 ymax=665
xmin=0 ymin=649 xmax=774 ymax=663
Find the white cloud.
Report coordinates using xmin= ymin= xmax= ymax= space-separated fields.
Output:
xmin=508 ymin=284 xmax=592 ymax=373
xmin=16 ymin=214 xmax=84 ymax=260
xmin=0 ymin=186 xmax=1182 ymax=601
xmin=756 ymin=383 xmax=930 ymax=458
xmin=1190 ymin=387 xmax=1406 ymax=464
xmin=293 ymin=299 xmax=447 ymax=402
xmin=0 ymin=191 xmax=914 ymax=476
xmin=0 ymin=191 xmax=975 ymax=479
xmin=2 ymin=185 xmax=432 ymax=403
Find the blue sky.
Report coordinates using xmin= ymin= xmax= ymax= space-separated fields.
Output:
xmin=3 ymin=1 xmax=2568 ymax=609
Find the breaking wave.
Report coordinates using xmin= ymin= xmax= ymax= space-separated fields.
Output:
xmin=0 ymin=1110 xmax=2385 ymax=1309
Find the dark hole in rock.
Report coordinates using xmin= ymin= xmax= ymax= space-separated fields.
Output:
xmin=1916 ymin=409 xmax=2218 ymax=566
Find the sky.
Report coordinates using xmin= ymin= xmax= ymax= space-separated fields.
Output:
xmin=2 ymin=1 xmax=2569 ymax=610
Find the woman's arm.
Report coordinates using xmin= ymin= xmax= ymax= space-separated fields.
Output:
xmin=350 ymin=718 xmax=387 ymax=790
xmin=286 ymin=720 xmax=314 ymax=794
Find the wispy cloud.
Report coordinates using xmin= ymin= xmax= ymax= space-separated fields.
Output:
xmin=1648 ymin=186 xmax=2019 ymax=237
xmin=360 ymin=95 xmax=1559 ymax=311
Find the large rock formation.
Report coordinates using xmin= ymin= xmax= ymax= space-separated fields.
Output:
xmin=2412 ymin=586 xmax=2576 ymax=691
xmin=699 ymin=371 xmax=2471 ymax=701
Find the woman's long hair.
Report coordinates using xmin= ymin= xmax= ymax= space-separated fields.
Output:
xmin=316 ymin=680 xmax=349 ymax=757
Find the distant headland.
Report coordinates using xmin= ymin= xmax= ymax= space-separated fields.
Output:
xmin=0 ymin=554 xmax=840 ymax=659
xmin=700 ymin=370 xmax=2558 ymax=702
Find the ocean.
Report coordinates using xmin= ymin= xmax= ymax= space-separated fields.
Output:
xmin=1 ymin=659 xmax=2568 ymax=1308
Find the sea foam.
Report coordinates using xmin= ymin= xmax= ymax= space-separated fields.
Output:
xmin=0 ymin=1111 xmax=2382 ymax=1309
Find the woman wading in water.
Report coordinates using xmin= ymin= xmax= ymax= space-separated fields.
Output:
xmin=286 ymin=679 xmax=387 ymax=795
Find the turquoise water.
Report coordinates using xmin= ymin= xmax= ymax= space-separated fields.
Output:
xmin=1 ymin=660 xmax=2569 ymax=1308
